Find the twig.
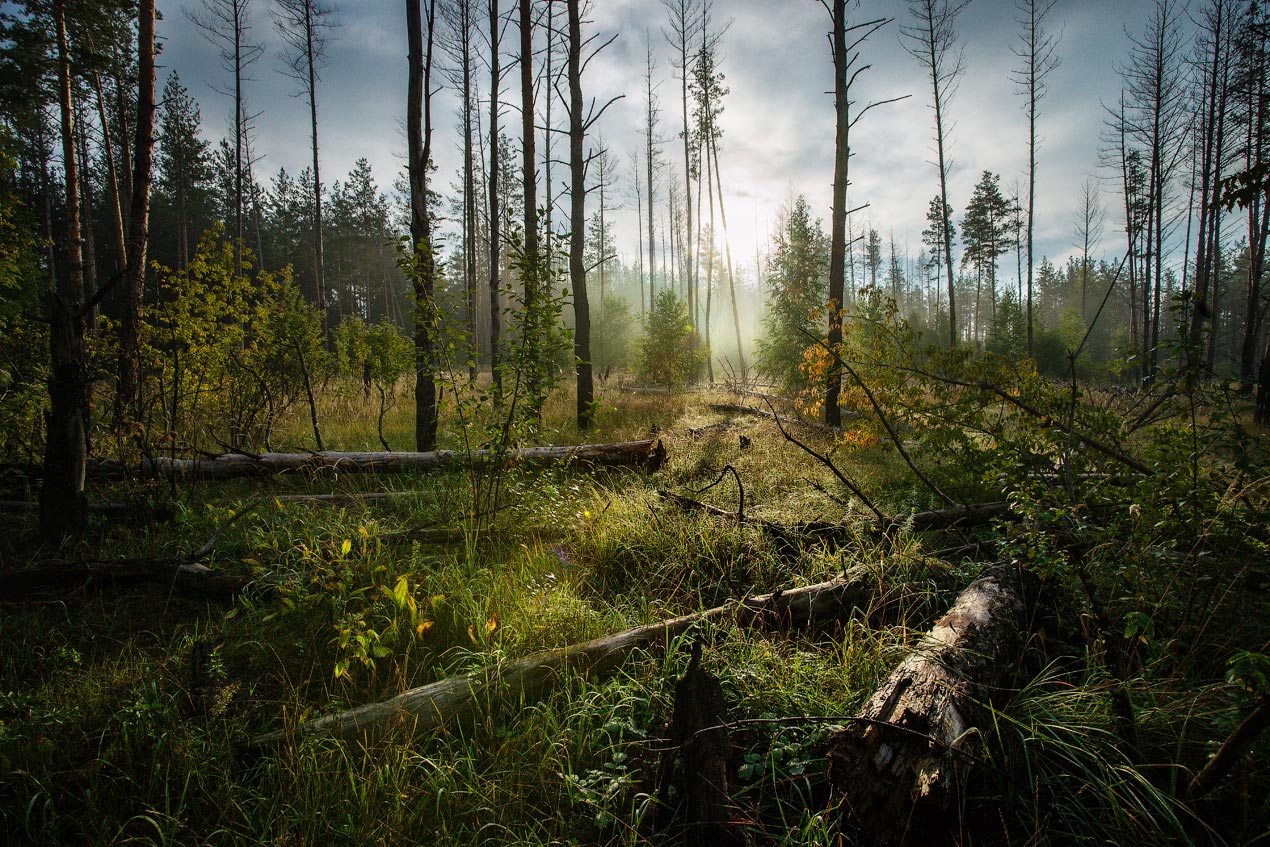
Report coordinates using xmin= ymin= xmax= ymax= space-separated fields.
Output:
xmin=689 ymin=465 xmax=746 ymax=525
xmin=763 ymin=398 xmax=885 ymax=522
xmin=802 ymin=330 xmax=956 ymax=507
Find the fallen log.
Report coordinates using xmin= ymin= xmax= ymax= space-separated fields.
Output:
xmin=0 ymin=558 xmax=253 ymax=599
xmin=706 ymin=403 xmax=840 ymax=434
xmin=828 ymin=562 xmax=1034 ymax=845
xmin=87 ymin=439 xmax=666 ymax=482
xmin=249 ymin=565 xmax=894 ymax=749
xmin=1187 ymin=694 xmax=1270 ymax=801
xmin=0 ymin=502 xmax=259 ymax=600
xmin=875 ymin=502 xmax=1014 ymax=533
xmin=0 ymin=498 xmax=177 ymax=523
xmin=659 ymin=491 xmax=1014 ymax=549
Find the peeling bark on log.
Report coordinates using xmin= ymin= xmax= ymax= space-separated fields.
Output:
xmin=86 ymin=440 xmax=666 ymax=481
xmin=249 ymin=566 xmax=891 ymax=749
xmin=828 ymin=562 xmax=1033 ymax=846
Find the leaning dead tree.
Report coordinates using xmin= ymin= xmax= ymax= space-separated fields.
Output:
xmin=87 ymin=440 xmax=667 ymax=481
xmin=829 ymin=562 xmax=1035 ymax=844
xmin=250 ymin=564 xmax=900 ymax=748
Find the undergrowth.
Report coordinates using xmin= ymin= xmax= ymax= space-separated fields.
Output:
xmin=2 ymin=366 xmax=1268 ymax=845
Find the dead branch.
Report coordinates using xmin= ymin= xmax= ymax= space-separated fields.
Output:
xmin=248 ymin=565 xmax=898 ymax=749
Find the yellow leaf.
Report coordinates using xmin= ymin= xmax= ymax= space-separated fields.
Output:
xmin=415 ymin=621 xmax=433 ymax=638
xmin=485 ymin=614 xmax=500 ymax=635
xmin=340 ymin=539 xmax=352 ymax=557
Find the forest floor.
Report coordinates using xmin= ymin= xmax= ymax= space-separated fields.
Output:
xmin=1 ymin=378 xmax=1268 ymax=846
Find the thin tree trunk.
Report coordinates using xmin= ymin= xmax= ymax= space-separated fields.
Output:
xmin=41 ymin=0 xmax=89 ymax=543
xmin=306 ymin=3 xmax=328 ymax=339
xmin=567 ymin=0 xmax=593 ymax=429
xmin=709 ymin=131 xmax=745 ymax=383
xmin=118 ymin=0 xmax=157 ymax=418
xmin=488 ymin=0 xmax=502 ymax=403
xmin=826 ymin=0 xmax=848 ymax=426
xmin=407 ymin=0 xmax=439 ymax=451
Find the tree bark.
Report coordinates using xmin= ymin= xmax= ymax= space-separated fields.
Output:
xmin=828 ymin=562 xmax=1033 ymax=845
xmin=488 ymin=0 xmax=502 ymax=402
xmin=566 ymin=0 xmax=593 ymax=429
xmin=87 ymin=439 xmax=666 ymax=481
xmin=117 ymin=0 xmax=157 ymax=417
xmin=40 ymin=0 xmax=89 ymax=544
xmin=407 ymin=0 xmax=439 ymax=450
xmin=249 ymin=564 xmax=895 ymax=748
xmin=826 ymin=0 xmax=848 ymax=426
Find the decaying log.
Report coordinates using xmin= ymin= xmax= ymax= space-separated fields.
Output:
xmin=656 ymin=641 xmax=738 ymax=847
xmin=1187 ymin=694 xmax=1270 ymax=801
xmin=249 ymin=565 xmax=893 ymax=749
xmin=0 ymin=558 xmax=253 ymax=599
xmin=659 ymin=491 xmax=1014 ymax=551
xmin=706 ymin=403 xmax=842 ymax=433
xmin=0 ymin=502 xmax=259 ymax=599
xmin=828 ymin=562 xmax=1033 ymax=845
xmin=86 ymin=440 xmax=666 ymax=481
xmin=874 ymin=502 xmax=1014 ymax=533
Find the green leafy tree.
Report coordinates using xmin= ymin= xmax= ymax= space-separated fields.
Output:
xmin=756 ymin=194 xmax=829 ymax=395
xmin=152 ymin=72 xmax=215 ymax=276
xmin=961 ymin=170 xmax=1014 ymax=344
xmin=639 ymin=288 xmax=705 ymax=387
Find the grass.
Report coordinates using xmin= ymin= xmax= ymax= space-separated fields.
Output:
xmin=2 ymin=374 xmax=1269 ymax=845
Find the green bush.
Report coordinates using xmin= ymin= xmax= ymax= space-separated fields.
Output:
xmin=637 ymin=289 xmax=706 ymax=387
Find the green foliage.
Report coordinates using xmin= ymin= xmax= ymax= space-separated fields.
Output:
xmin=595 ymin=294 xmax=636 ymax=372
xmin=756 ymin=195 xmax=829 ymax=395
xmin=637 ymin=289 xmax=705 ymax=387
xmin=143 ymin=225 xmax=323 ymax=449
xmin=330 ymin=314 xmax=412 ymax=384
xmin=0 ymin=130 xmax=46 ymax=460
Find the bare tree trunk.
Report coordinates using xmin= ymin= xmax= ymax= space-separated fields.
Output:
xmin=118 ymin=0 xmax=157 ymax=418
xmin=93 ymin=73 xmax=128 ymax=271
xmin=709 ymin=131 xmax=745 ymax=383
xmin=41 ymin=0 xmax=89 ymax=543
xmin=568 ymin=0 xmax=593 ymax=429
xmin=826 ymin=0 xmax=848 ymax=426
xmin=488 ymin=0 xmax=502 ymax=403
xmin=644 ymin=43 xmax=658 ymax=317
xmin=407 ymin=0 xmax=439 ymax=451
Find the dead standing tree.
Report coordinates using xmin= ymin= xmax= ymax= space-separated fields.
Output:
xmin=563 ymin=0 xmax=620 ymax=430
xmin=819 ymin=2 xmax=897 ymax=426
xmin=274 ymin=0 xmax=337 ymax=339
xmin=1010 ymin=0 xmax=1061 ymax=358
xmin=407 ymin=0 xmax=440 ymax=450
xmin=901 ymin=0 xmax=970 ymax=348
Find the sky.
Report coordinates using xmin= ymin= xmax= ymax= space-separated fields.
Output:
xmin=157 ymin=0 xmax=1163 ymax=285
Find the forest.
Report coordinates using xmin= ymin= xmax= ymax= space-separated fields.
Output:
xmin=1 ymin=0 xmax=1269 ymax=844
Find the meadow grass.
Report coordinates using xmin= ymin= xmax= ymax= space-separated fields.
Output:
xmin=1 ymin=377 xmax=1268 ymax=845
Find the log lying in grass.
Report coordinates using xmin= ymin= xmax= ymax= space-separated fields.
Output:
xmin=249 ymin=566 xmax=893 ymax=749
xmin=874 ymin=502 xmax=1014 ymax=533
xmin=705 ymin=403 xmax=840 ymax=433
xmin=87 ymin=439 xmax=666 ymax=481
xmin=0 ymin=557 xmax=253 ymax=599
xmin=659 ymin=491 xmax=1014 ymax=549
xmin=0 ymin=502 xmax=260 ymax=600
xmin=828 ymin=562 xmax=1033 ymax=845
